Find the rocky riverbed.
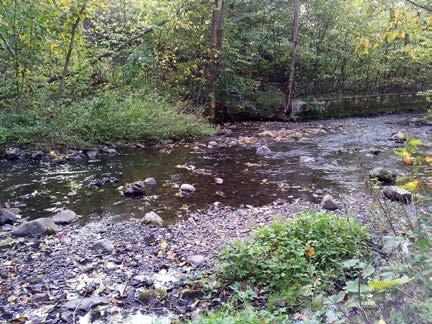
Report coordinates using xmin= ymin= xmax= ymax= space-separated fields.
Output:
xmin=0 ymin=113 xmax=431 ymax=322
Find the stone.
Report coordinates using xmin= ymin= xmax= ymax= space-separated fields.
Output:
xmin=40 ymin=154 xmax=52 ymax=163
xmin=123 ymin=181 xmax=145 ymax=197
xmin=186 ymin=255 xmax=206 ymax=266
xmin=63 ymin=296 xmax=109 ymax=311
xmin=256 ymin=145 xmax=272 ymax=156
xmin=88 ymin=176 xmax=119 ymax=189
xmin=86 ymin=150 xmax=98 ymax=160
xmin=31 ymin=151 xmax=45 ymax=160
xmin=52 ymin=210 xmax=77 ymax=225
xmin=215 ymin=178 xmax=224 ymax=185
xmin=300 ymin=156 xmax=315 ymax=164
xmin=142 ymin=212 xmax=164 ymax=227
xmin=5 ymin=148 xmax=21 ymax=159
xmin=11 ymin=218 xmax=60 ymax=237
xmin=0 ymin=209 xmax=18 ymax=225
xmin=390 ymin=131 xmax=407 ymax=143
xmin=92 ymin=239 xmax=114 ymax=254
xmin=68 ymin=154 xmax=83 ymax=162
xmin=369 ymin=167 xmax=396 ymax=185
xmin=208 ymin=141 xmax=218 ymax=148
xmin=144 ymin=177 xmax=157 ymax=186
xmin=106 ymin=148 xmax=118 ymax=156
xmin=321 ymin=194 xmax=339 ymax=211
xmin=180 ymin=184 xmax=196 ymax=192
xmin=383 ymin=186 xmax=412 ymax=204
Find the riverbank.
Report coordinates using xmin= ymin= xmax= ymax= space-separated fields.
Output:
xmin=1 ymin=192 xmax=430 ymax=323
xmin=0 ymin=90 xmax=215 ymax=148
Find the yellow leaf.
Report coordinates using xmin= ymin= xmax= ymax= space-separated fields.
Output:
xmin=402 ymin=153 xmax=414 ymax=166
xmin=160 ymin=240 xmax=168 ymax=250
xmin=305 ymin=246 xmax=315 ymax=257
xmin=157 ymin=251 xmax=163 ymax=257
xmin=401 ymin=179 xmax=421 ymax=192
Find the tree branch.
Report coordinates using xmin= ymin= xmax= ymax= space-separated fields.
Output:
xmin=405 ymin=0 xmax=432 ymax=12
xmin=0 ymin=31 xmax=16 ymax=58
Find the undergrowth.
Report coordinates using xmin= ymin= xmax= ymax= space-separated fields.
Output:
xmin=0 ymin=89 xmax=214 ymax=147
xmin=193 ymin=203 xmax=432 ymax=323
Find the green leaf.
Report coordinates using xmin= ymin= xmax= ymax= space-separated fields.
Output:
xmin=368 ymin=276 xmax=414 ymax=290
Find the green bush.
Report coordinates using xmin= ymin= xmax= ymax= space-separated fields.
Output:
xmin=219 ymin=212 xmax=371 ymax=306
xmin=254 ymin=88 xmax=283 ymax=113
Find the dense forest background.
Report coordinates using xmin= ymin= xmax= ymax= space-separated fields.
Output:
xmin=0 ymin=0 xmax=431 ymax=144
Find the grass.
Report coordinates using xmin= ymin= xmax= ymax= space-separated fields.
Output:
xmin=0 ymin=89 xmax=215 ymax=147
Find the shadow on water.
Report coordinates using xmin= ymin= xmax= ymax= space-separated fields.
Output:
xmin=0 ymin=113 xmax=430 ymax=224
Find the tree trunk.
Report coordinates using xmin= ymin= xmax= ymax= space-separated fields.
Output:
xmin=58 ymin=1 xmax=88 ymax=100
xmin=208 ymin=0 xmax=224 ymax=122
xmin=283 ymin=0 xmax=300 ymax=115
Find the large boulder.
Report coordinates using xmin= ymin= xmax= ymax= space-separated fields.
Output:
xmin=12 ymin=218 xmax=60 ymax=237
xmin=383 ymin=186 xmax=412 ymax=204
xmin=256 ymin=145 xmax=272 ymax=156
xmin=0 ymin=209 xmax=18 ymax=225
xmin=369 ymin=167 xmax=396 ymax=185
xmin=52 ymin=210 xmax=77 ymax=225
xmin=321 ymin=194 xmax=339 ymax=211
xmin=142 ymin=212 xmax=164 ymax=227
xmin=123 ymin=181 xmax=145 ymax=197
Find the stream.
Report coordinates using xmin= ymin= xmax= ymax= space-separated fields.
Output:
xmin=1 ymin=113 xmax=431 ymax=224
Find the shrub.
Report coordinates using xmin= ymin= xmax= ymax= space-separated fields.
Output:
xmin=219 ymin=212 xmax=371 ymax=306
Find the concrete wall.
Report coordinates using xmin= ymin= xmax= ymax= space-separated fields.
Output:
xmin=294 ymin=92 xmax=428 ymax=120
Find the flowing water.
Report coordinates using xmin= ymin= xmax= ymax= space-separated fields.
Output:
xmin=0 ymin=113 xmax=430 ymax=224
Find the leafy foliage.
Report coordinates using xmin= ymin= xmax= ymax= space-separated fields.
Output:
xmin=219 ymin=212 xmax=371 ymax=307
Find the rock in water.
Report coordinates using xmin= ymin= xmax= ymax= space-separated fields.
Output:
xmin=390 ymin=131 xmax=407 ymax=143
xmin=86 ymin=150 xmax=98 ymax=160
xmin=321 ymin=194 xmax=339 ymax=211
xmin=180 ymin=184 xmax=196 ymax=192
xmin=187 ymin=255 xmax=206 ymax=266
xmin=215 ymin=178 xmax=224 ymax=185
xmin=5 ymin=148 xmax=21 ymax=160
xmin=0 ymin=209 xmax=18 ymax=225
xmin=300 ymin=156 xmax=315 ymax=164
xmin=256 ymin=145 xmax=272 ymax=156
xmin=52 ymin=210 xmax=77 ymax=225
xmin=369 ymin=167 xmax=396 ymax=185
xmin=123 ymin=181 xmax=145 ymax=197
xmin=142 ymin=212 xmax=164 ymax=227
xmin=383 ymin=186 xmax=412 ymax=204
xmin=144 ymin=177 xmax=157 ymax=186
xmin=92 ymin=239 xmax=114 ymax=254
xmin=12 ymin=218 xmax=60 ymax=237
xmin=106 ymin=148 xmax=118 ymax=156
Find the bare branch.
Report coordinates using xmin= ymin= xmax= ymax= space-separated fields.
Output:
xmin=405 ymin=0 xmax=432 ymax=12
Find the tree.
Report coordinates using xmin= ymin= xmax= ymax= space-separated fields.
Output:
xmin=284 ymin=0 xmax=301 ymax=115
xmin=208 ymin=0 xmax=224 ymax=122
xmin=58 ymin=0 xmax=89 ymax=100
